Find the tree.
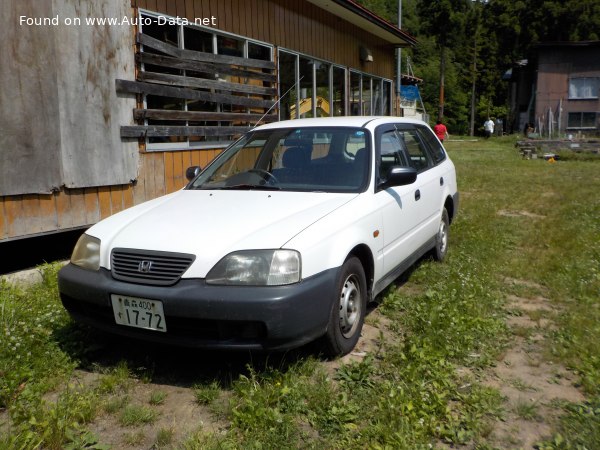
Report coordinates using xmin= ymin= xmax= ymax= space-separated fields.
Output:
xmin=417 ymin=0 xmax=470 ymax=121
xmin=355 ymin=0 xmax=600 ymax=133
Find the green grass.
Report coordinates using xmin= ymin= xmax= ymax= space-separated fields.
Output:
xmin=119 ymin=404 xmax=158 ymax=426
xmin=149 ymin=390 xmax=167 ymax=406
xmin=1 ymin=136 xmax=599 ymax=448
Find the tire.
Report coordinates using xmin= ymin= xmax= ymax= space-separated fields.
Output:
xmin=433 ymin=208 xmax=450 ymax=262
xmin=322 ymin=257 xmax=367 ymax=357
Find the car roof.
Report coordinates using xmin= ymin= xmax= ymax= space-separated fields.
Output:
xmin=254 ymin=116 xmax=429 ymax=131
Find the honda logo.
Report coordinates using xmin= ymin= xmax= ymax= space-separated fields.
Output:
xmin=138 ymin=260 xmax=153 ymax=273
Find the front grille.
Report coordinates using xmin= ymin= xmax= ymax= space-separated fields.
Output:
xmin=111 ymin=248 xmax=195 ymax=286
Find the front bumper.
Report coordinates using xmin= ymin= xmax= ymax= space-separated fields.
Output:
xmin=58 ymin=263 xmax=338 ymax=351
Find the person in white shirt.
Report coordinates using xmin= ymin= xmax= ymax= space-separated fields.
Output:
xmin=484 ymin=118 xmax=495 ymax=138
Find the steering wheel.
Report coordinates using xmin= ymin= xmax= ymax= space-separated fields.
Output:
xmin=247 ymin=169 xmax=280 ymax=186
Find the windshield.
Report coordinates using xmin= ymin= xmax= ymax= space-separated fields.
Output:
xmin=187 ymin=127 xmax=370 ymax=193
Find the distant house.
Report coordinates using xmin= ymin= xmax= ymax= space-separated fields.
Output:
xmin=507 ymin=41 xmax=600 ymax=136
xmin=0 ymin=0 xmax=416 ymax=242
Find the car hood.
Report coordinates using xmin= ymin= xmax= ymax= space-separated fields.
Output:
xmin=89 ymin=189 xmax=356 ymax=278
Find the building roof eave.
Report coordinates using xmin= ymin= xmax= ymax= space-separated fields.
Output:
xmin=306 ymin=0 xmax=418 ymax=47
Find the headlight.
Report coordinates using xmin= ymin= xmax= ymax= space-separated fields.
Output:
xmin=206 ymin=250 xmax=301 ymax=286
xmin=70 ymin=234 xmax=101 ymax=271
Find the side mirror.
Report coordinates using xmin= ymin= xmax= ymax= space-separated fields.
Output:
xmin=378 ymin=166 xmax=417 ymax=190
xmin=185 ymin=166 xmax=202 ymax=181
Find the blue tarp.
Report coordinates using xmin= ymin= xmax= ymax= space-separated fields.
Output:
xmin=400 ymin=85 xmax=421 ymax=101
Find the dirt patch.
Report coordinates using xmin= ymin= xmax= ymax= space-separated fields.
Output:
xmin=87 ymin=381 xmax=224 ymax=449
xmin=483 ymin=281 xmax=583 ymax=449
xmin=497 ymin=210 xmax=546 ymax=219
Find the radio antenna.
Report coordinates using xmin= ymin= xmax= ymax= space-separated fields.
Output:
xmin=254 ymin=76 xmax=304 ymax=126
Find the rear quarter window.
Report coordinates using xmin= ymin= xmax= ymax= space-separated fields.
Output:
xmin=417 ymin=126 xmax=447 ymax=165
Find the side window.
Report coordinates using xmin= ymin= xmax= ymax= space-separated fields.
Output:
xmin=378 ymin=130 xmax=408 ymax=180
xmin=396 ymin=127 xmax=432 ymax=172
xmin=417 ymin=126 xmax=447 ymax=165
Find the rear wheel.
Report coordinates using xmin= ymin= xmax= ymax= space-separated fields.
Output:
xmin=433 ymin=208 xmax=450 ymax=262
xmin=322 ymin=257 xmax=367 ymax=357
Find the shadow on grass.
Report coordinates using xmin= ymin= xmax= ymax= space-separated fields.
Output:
xmin=53 ymin=320 xmax=323 ymax=389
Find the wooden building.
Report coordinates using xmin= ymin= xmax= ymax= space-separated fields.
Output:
xmin=0 ymin=0 xmax=416 ymax=242
xmin=536 ymin=41 xmax=600 ymax=137
xmin=507 ymin=41 xmax=600 ymax=136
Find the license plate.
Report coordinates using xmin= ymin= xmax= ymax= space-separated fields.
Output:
xmin=111 ymin=295 xmax=167 ymax=332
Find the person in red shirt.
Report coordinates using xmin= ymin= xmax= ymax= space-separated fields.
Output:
xmin=433 ymin=120 xmax=449 ymax=142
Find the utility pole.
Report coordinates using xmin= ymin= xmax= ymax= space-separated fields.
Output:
xmin=396 ymin=0 xmax=402 ymax=116
xmin=470 ymin=0 xmax=486 ymax=135
xmin=438 ymin=45 xmax=445 ymax=121
xmin=469 ymin=14 xmax=478 ymax=136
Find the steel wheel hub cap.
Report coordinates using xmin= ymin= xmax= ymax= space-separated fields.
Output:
xmin=339 ymin=275 xmax=361 ymax=338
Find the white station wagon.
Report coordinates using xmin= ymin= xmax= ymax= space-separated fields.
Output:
xmin=59 ymin=117 xmax=458 ymax=356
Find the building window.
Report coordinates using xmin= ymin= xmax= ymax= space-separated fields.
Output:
xmin=125 ymin=11 xmax=275 ymax=151
xmin=298 ymin=57 xmax=314 ymax=118
xmin=567 ymin=112 xmax=597 ymax=129
xmin=332 ymin=66 xmax=346 ymax=116
xmin=350 ymin=71 xmax=361 ymax=115
xmin=278 ymin=50 xmax=391 ymax=120
xmin=569 ymin=78 xmax=599 ymax=99
xmin=382 ymin=80 xmax=392 ymax=115
xmin=278 ymin=51 xmax=297 ymax=121
xmin=350 ymin=71 xmax=392 ymax=116
xmin=315 ymin=61 xmax=331 ymax=117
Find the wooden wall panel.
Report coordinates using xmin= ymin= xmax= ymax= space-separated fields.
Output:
xmin=153 ymin=153 xmax=167 ymax=198
xmin=176 ymin=0 xmax=186 ymax=16
xmin=164 ymin=152 xmax=176 ymax=194
xmin=65 ymin=189 xmax=88 ymax=228
xmin=98 ymin=187 xmax=113 ymax=220
xmin=54 ymin=190 xmax=72 ymax=230
xmin=21 ymin=196 xmax=41 ymax=234
xmin=38 ymin=195 xmax=57 ymax=233
xmin=141 ymin=152 xmax=158 ymax=201
xmin=84 ymin=189 xmax=101 ymax=225
xmin=109 ymin=187 xmax=124 ymax=215
xmin=3 ymin=197 xmax=21 ymax=239
xmin=123 ymin=186 xmax=135 ymax=210
xmin=185 ymin=0 xmax=195 ymax=23
xmin=172 ymin=151 xmax=185 ymax=190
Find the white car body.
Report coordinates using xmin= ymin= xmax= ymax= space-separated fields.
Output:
xmin=59 ymin=117 xmax=458 ymax=356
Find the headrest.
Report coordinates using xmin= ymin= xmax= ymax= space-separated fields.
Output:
xmin=283 ymin=146 xmax=311 ymax=169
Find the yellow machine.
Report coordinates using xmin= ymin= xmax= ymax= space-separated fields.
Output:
xmin=290 ymin=96 xmax=330 ymax=118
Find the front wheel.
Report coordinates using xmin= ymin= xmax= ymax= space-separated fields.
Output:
xmin=322 ymin=257 xmax=367 ymax=357
xmin=433 ymin=208 xmax=450 ymax=262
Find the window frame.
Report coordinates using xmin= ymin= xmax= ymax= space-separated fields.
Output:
xmin=278 ymin=49 xmax=392 ymax=121
xmin=139 ymin=9 xmax=275 ymax=151
xmin=277 ymin=49 xmax=348 ymax=121
xmin=416 ymin=125 xmax=447 ymax=166
xmin=568 ymin=77 xmax=599 ymax=100
xmin=394 ymin=124 xmax=434 ymax=173
xmin=349 ymin=70 xmax=392 ymax=116
xmin=567 ymin=111 xmax=598 ymax=130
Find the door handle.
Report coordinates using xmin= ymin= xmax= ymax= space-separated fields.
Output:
xmin=440 ymin=177 xmax=444 ymax=186
xmin=415 ymin=189 xmax=421 ymax=201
